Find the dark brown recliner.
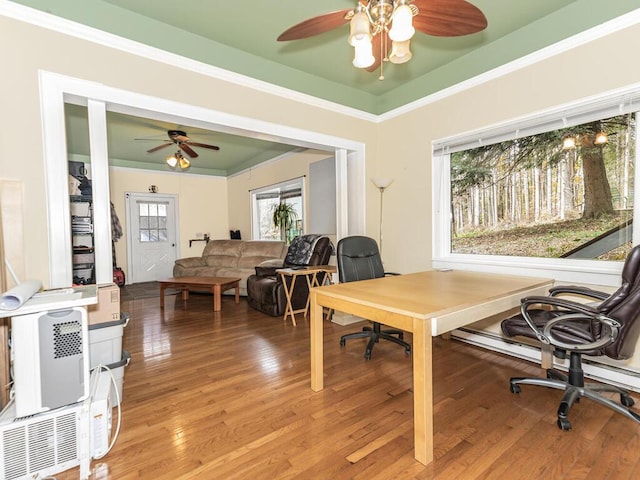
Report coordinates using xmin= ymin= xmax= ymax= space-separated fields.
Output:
xmin=246 ymin=235 xmax=334 ymax=317
xmin=501 ymin=245 xmax=640 ymax=430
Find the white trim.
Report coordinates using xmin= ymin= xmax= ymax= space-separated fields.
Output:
xmin=39 ymin=71 xmax=365 ymax=285
xmin=452 ymin=329 xmax=640 ymax=393
xmin=109 ymin=165 xmax=225 ymax=179
xmin=87 ymin=99 xmax=112 ymax=284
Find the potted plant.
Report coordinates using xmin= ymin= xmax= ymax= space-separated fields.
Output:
xmin=272 ymin=202 xmax=298 ymax=244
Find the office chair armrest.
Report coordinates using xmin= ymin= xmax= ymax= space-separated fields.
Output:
xmin=549 ymin=285 xmax=610 ymax=301
xmin=519 ymin=296 xmax=601 ymax=345
xmin=542 ymin=313 xmax=620 ymax=352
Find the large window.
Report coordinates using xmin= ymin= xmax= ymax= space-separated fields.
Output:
xmin=251 ymin=178 xmax=304 ymax=242
xmin=433 ymin=87 xmax=640 ymax=285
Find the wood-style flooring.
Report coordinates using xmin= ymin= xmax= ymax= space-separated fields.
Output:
xmin=56 ymin=293 xmax=640 ymax=479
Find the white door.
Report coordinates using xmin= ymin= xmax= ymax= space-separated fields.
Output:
xmin=125 ymin=193 xmax=178 ymax=283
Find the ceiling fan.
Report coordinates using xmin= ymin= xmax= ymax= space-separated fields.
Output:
xmin=145 ymin=129 xmax=220 ymax=158
xmin=277 ymin=0 xmax=487 ymax=79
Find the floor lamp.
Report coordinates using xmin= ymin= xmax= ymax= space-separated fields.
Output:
xmin=371 ymin=177 xmax=393 ymax=258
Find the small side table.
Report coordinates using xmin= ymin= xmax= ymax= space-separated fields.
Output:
xmin=276 ymin=265 xmax=337 ymax=326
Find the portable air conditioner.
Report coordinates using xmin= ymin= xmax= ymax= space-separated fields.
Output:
xmin=10 ymin=306 xmax=90 ymax=418
xmin=0 ymin=401 xmax=90 ymax=480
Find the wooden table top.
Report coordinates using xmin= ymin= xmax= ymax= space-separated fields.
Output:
xmin=160 ymin=276 xmax=241 ymax=286
xmin=311 ymin=270 xmax=553 ymax=322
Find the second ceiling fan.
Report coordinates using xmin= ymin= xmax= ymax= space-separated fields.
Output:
xmin=146 ymin=129 xmax=220 ymax=158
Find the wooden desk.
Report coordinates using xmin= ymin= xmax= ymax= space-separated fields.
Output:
xmin=309 ymin=270 xmax=553 ymax=465
xmin=159 ymin=276 xmax=240 ymax=312
xmin=277 ymin=265 xmax=337 ymax=326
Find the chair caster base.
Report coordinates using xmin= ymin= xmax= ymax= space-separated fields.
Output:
xmin=557 ymin=417 xmax=572 ymax=431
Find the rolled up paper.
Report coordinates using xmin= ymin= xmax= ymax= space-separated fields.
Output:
xmin=0 ymin=279 xmax=43 ymax=310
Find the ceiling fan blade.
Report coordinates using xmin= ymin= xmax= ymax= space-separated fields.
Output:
xmin=180 ymin=143 xmax=199 ymax=158
xmin=366 ymin=32 xmax=390 ymax=73
xmin=188 ymin=142 xmax=220 ymax=151
xmin=146 ymin=143 xmax=172 ymax=154
xmin=277 ymin=9 xmax=352 ymax=41
xmin=412 ymin=0 xmax=487 ymax=37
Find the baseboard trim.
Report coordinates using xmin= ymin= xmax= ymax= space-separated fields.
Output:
xmin=451 ymin=328 xmax=640 ymax=393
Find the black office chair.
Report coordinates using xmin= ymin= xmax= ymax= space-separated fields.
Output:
xmin=501 ymin=245 xmax=640 ymax=430
xmin=337 ymin=236 xmax=411 ymax=360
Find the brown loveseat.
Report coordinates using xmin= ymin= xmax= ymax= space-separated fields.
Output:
xmin=172 ymin=240 xmax=287 ymax=296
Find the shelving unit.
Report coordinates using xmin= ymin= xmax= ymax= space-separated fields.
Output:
xmin=71 ymin=194 xmax=95 ymax=285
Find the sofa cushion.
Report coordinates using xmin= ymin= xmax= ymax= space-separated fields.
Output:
xmin=237 ymin=241 xmax=288 ymax=269
xmin=174 ymin=257 xmax=205 ymax=268
xmin=204 ymin=254 xmax=238 ymax=268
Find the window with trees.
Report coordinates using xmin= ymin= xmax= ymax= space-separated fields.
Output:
xmin=451 ymin=114 xmax=635 ymax=260
xmin=433 ymin=88 xmax=640 ymax=283
xmin=251 ymin=178 xmax=304 ymax=242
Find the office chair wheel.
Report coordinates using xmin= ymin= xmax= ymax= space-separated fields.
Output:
xmin=557 ymin=417 xmax=572 ymax=431
xmin=510 ymin=383 xmax=521 ymax=394
xmin=621 ymin=394 xmax=635 ymax=407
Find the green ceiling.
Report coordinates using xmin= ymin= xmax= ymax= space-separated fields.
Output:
xmin=12 ymin=0 xmax=640 ymax=114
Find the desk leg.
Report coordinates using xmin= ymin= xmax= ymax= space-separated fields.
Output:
xmin=160 ymin=284 xmax=166 ymax=309
xmin=280 ymin=273 xmax=297 ymax=326
xmin=213 ymin=284 xmax=221 ymax=311
xmin=412 ymin=318 xmax=433 ymax=466
xmin=310 ymin=290 xmax=324 ymax=392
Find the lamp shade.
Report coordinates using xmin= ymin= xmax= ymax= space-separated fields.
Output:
xmin=353 ymin=37 xmax=375 ymax=68
xmin=179 ymin=156 xmax=191 ymax=169
xmin=389 ymin=40 xmax=412 ymax=64
xmin=371 ymin=177 xmax=394 ymax=189
xmin=166 ymin=154 xmax=178 ymax=168
xmin=349 ymin=11 xmax=371 ymax=46
xmin=389 ymin=4 xmax=415 ymax=42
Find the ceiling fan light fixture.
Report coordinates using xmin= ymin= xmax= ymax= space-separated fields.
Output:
xmin=353 ymin=36 xmax=375 ymax=68
xmin=166 ymin=153 xmax=178 ymax=168
xmin=348 ymin=9 xmax=370 ymax=46
xmin=389 ymin=2 xmax=415 ymax=42
xmin=389 ymin=39 xmax=412 ymax=64
xmin=179 ymin=155 xmax=191 ymax=170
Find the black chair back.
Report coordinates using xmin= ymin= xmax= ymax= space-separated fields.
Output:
xmin=597 ymin=245 xmax=640 ymax=359
xmin=337 ymin=236 xmax=385 ymax=283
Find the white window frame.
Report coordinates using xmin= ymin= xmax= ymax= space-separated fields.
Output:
xmin=250 ymin=177 xmax=306 ymax=240
xmin=432 ymin=84 xmax=640 ymax=287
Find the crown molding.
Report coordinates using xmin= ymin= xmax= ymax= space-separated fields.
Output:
xmin=3 ymin=2 xmax=640 ymax=124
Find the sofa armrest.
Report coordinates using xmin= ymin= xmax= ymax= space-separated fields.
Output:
xmin=254 ymin=259 xmax=284 ymax=277
xmin=174 ymin=257 xmax=205 ymax=268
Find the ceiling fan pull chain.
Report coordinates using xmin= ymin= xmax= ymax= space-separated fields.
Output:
xmin=379 ymin=32 xmax=385 ymax=81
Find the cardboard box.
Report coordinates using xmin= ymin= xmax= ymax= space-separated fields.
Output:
xmin=88 ymin=283 xmax=120 ymax=325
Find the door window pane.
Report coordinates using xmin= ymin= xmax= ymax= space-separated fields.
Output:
xmin=138 ymin=201 xmax=169 ymax=243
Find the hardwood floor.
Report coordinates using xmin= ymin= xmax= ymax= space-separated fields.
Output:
xmin=56 ymin=294 xmax=640 ymax=479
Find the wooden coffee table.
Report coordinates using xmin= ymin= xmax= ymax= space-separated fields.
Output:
xmin=159 ymin=276 xmax=241 ymax=312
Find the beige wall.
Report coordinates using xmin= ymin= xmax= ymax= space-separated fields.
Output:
xmin=227 ymin=150 xmax=333 ymax=240
xmin=108 ymin=168 xmax=228 ymax=277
